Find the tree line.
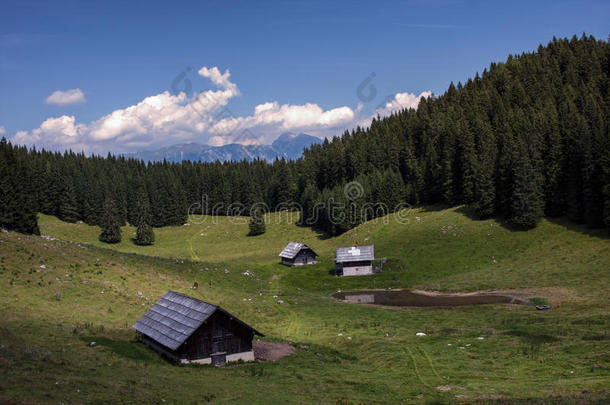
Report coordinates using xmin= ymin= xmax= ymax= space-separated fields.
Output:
xmin=1 ymin=35 xmax=608 ymax=238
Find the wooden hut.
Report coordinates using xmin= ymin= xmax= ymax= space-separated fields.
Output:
xmin=279 ymin=242 xmax=319 ymax=267
xmin=133 ymin=290 xmax=263 ymax=365
xmin=334 ymin=245 xmax=375 ymax=276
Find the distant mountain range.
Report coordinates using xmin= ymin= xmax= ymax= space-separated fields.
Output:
xmin=124 ymin=133 xmax=322 ymax=163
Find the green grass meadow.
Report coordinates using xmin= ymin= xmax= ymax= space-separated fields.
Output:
xmin=1 ymin=206 xmax=608 ymax=403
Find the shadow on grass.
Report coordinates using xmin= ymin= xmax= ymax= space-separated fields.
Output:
xmin=416 ymin=203 xmax=455 ymax=213
xmin=454 ymin=205 xmax=523 ymax=232
xmin=503 ymin=329 xmax=560 ymax=344
xmin=545 ymin=216 xmax=609 ymax=240
xmin=80 ymin=336 xmax=160 ymax=363
xmin=455 ymin=205 xmax=609 ymax=239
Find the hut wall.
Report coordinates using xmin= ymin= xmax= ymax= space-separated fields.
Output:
xmin=180 ymin=311 xmax=254 ymax=362
xmin=281 ymin=249 xmax=317 ymax=267
xmin=341 ymin=260 xmax=373 ymax=276
xmin=141 ymin=335 xmax=181 ymax=362
xmin=294 ymin=249 xmax=317 ymax=265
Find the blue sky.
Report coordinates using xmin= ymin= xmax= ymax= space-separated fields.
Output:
xmin=1 ymin=0 xmax=608 ymax=153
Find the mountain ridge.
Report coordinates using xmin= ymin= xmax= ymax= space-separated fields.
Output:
xmin=124 ymin=132 xmax=322 ymax=163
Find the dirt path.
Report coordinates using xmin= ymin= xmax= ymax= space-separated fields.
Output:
xmin=253 ymin=340 xmax=296 ymax=361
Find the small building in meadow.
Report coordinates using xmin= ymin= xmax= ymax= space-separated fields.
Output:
xmin=279 ymin=242 xmax=319 ymax=267
xmin=334 ymin=245 xmax=375 ymax=276
xmin=133 ymin=290 xmax=263 ymax=365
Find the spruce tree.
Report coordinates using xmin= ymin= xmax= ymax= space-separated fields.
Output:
xmin=99 ymin=197 xmax=122 ymax=243
xmin=134 ymin=190 xmax=154 ymax=245
xmin=59 ymin=178 xmax=79 ymax=223
xmin=458 ymin=123 xmax=477 ymax=204
xmin=0 ymin=138 xmax=40 ymax=234
xmin=508 ymin=142 xmax=544 ymax=229
xmin=248 ymin=206 xmax=266 ymax=236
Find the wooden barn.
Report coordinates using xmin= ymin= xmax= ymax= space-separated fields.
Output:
xmin=133 ymin=290 xmax=263 ymax=365
xmin=334 ymin=245 xmax=375 ymax=276
xmin=279 ymin=242 xmax=319 ymax=267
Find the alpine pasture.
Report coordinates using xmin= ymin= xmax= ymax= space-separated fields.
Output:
xmin=1 ymin=206 xmax=608 ymax=403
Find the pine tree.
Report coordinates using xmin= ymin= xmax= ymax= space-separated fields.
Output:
xmin=458 ymin=123 xmax=477 ymax=203
xmin=508 ymin=142 xmax=544 ymax=229
xmin=0 ymin=138 xmax=40 ymax=234
xmin=59 ymin=178 xmax=79 ymax=223
xmin=248 ymin=206 xmax=266 ymax=236
xmin=99 ymin=197 xmax=122 ymax=243
xmin=472 ymin=166 xmax=496 ymax=218
xmin=471 ymin=117 xmax=496 ymax=218
xmin=134 ymin=190 xmax=154 ymax=245
xmin=298 ymin=182 xmax=318 ymax=226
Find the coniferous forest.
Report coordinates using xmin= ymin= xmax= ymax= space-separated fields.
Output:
xmin=1 ymin=35 xmax=608 ymax=237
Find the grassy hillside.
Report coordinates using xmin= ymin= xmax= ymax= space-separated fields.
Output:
xmin=39 ymin=206 xmax=609 ymax=295
xmin=1 ymin=207 xmax=608 ymax=403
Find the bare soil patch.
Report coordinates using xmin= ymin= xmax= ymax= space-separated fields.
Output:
xmin=253 ymin=340 xmax=296 ymax=361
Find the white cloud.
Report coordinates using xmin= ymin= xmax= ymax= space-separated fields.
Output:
xmin=12 ymin=66 xmax=431 ymax=153
xmin=353 ymin=90 xmax=432 ymax=130
xmin=208 ymin=102 xmax=356 ymax=145
xmin=45 ymin=88 xmax=87 ymax=106
xmin=198 ymin=67 xmax=239 ymax=96
xmin=0 ymin=125 xmax=5 ymax=136
xmin=375 ymin=91 xmax=432 ymax=117
xmin=12 ymin=115 xmax=88 ymax=151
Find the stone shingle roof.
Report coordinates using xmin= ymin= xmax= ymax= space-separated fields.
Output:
xmin=133 ymin=290 xmax=261 ymax=351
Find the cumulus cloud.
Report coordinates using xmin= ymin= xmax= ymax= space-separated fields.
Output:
xmin=11 ymin=65 xmax=430 ymax=153
xmin=374 ymin=91 xmax=432 ymax=117
xmin=207 ymin=101 xmax=356 ymax=145
xmin=198 ymin=66 xmax=239 ymax=96
xmin=353 ymin=90 xmax=432 ymax=130
xmin=0 ymin=125 xmax=5 ymax=136
xmin=12 ymin=115 xmax=89 ymax=151
xmin=45 ymin=88 xmax=87 ymax=106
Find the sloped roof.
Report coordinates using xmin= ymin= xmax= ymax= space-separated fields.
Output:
xmin=279 ymin=241 xmax=318 ymax=259
xmin=133 ymin=290 xmax=262 ymax=351
xmin=335 ymin=245 xmax=375 ymax=263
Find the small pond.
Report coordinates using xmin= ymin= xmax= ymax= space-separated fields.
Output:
xmin=333 ymin=290 xmax=528 ymax=307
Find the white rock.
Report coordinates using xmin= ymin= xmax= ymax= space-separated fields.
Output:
xmin=346 ymin=337 xmax=352 ymax=341
xmin=416 ymin=332 xmax=427 ymax=336
xmin=277 ymin=300 xmax=284 ymax=304
xmin=338 ymin=333 xmax=343 ymax=337
xmin=40 ymin=264 xmax=46 ymax=269
xmin=476 ymin=337 xmax=485 ymax=340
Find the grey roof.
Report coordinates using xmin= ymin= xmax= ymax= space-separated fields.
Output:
xmin=133 ymin=290 xmax=262 ymax=351
xmin=279 ymin=241 xmax=318 ymax=259
xmin=335 ymin=245 xmax=375 ymax=263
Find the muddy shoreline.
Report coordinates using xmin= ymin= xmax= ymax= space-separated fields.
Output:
xmin=333 ymin=289 xmax=531 ymax=307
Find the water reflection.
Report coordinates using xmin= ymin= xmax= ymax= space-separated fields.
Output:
xmin=334 ymin=290 xmax=527 ymax=307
